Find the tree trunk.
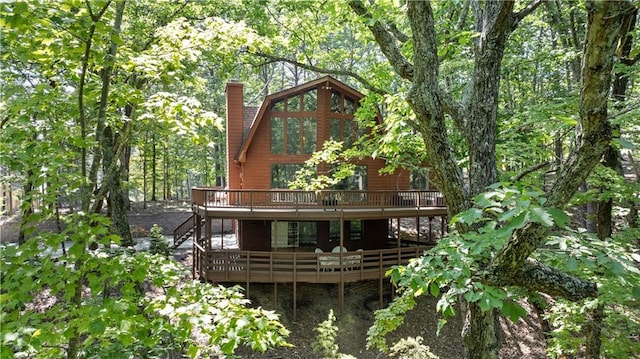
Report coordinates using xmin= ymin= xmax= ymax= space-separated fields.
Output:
xmin=462 ymin=305 xmax=500 ymax=359
xmin=585 ymin=303 xmax=605 ymax=359
xmin=17 ymin=168 xmax=34 ymax=245
xmin=103 ymin=125 xmax=133 ymax=246
xmin=588 ymin=7 xmax=636 ymax=357
xmin=151 ymin=135 xmax=157 ymax=201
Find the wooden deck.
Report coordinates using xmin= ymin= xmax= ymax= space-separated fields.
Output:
xmin=194 ymin=246 xmax=431 ymax=285
xmin=191 ymin=188 xmax=448 ymax=220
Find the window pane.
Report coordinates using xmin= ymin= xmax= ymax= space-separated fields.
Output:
xmin=350 ymin=220 xmax=362 ymax=241
xmin=287 ymin=94 xmax=301 ymax=112
xmin=330 ymin=91 xmax=341 ymax=113
xmin=286 ymin=117 xmax=301 ymax=154
xmin=271 ymin=164 xmax=303 ymax=188
xmin=288 ymin=222 xmax=298 ymax=247
xmin=298 ymin=222 xmax=317 ymax=247
xmin=302 ymin=118 xmax=317 ymax=154
xmin=329 ymin=221 xmax=340 ymax=242
xmin=272 ymin=99 xmax=284 ymax=111
xmin=330 ymin=119 xmax=341 ymax=141
xmin=331 ymin=165 xmax=368 ymax=190
xmin=410 ymin=167 xmax=430 ymax=190
xmin=303 ymin=89 xmax=317 ymax=112
xmin=344 ymin=97 xmax=356 ymax=115
xmin=271 ymin=117 xmax=284 ymax=154
xmin=344 ymin=119 xmax=355 ymax=148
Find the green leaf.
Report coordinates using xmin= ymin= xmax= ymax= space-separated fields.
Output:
xmin=529 ymin=207 xmax=554 ymax=227
xmin=454 ymin=208 xmax=483 ymax=224
xmin=13 ymin=2 xmax=29 ymax=14
xmin=547 ymin=208 xmax=570 ymax=227
xmin=429 ymin=282 xmax=440 ymax=297
xmin=436 ymin=319 xmax=447 ymax=336
xmin=501 ymin=301 xmax=527 ymax=322
xmin=89 ymin=319 xmax=106 ymax=335
xmin=612 ymin=138 xmax=636 ymax=149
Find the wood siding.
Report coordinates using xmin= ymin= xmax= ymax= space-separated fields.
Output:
xmin=225 ymin=82 xmax=244 ymax=190
xmin=228 ymin=80 xmax=408 ymax=191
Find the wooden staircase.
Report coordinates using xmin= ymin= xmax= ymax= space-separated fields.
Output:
xmin=173 ymin=214 xmax=204 ymax=249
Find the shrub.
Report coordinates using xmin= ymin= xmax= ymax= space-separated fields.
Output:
xmin=149 ymin=224 xmax=170 ymax=257
xmin=389 ymin=336 xmax=439 ymax=359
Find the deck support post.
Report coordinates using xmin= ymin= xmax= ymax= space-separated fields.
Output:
xmin=339 ymin=281 xmax=344 ymax=318
xmin=293 ymin=282 xmax=297 ymax=321
xmin=293 ymin=253 xmax=297 ymax=321
xmin=396 ymin=218 xmax=400 ymax=248
xmin=205 ymin=218 xmax=212 ymax=250
xmin=416 ymin=216 xmax=420 ymax=244
xmin=379 ymin=272 xmax=384 ymax=310
xmin=429 ymin=217 xmax=433 ymax=242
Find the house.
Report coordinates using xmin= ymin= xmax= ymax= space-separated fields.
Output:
xmin=174 ymin=76 xmax=447 ymax=317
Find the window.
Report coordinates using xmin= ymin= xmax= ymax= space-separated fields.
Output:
xmin=286 ymin=117 xmax=301 ymax=154
xmin=344 ymin=97 xmax=356 ymax=114
xmin=328 ymin=221 xmax=362 ymax=242
xmin=350 ymin=220 xmax=362 ymax=241
xmin=329 ymin=118 xmax=359 ymax=148
xmin=302 ymin=118 xmax=317 ymax=153
xmin=344 ymin=119 xmax=355 ymax=148
xmin=303 ymin=89 xmax=317 ymax=111
xmin=271 ymin=164 xmax=304 ymax=188
xmin=330 ymin=91 xmax=341 ymax=113
xmin=332 ymin=165 xmax=368 ymax=190
xmin=272 ymin=117 xmax=317 ymax=154
xmin=288 ymin=94 xmax=301 ymax=112
xmin=410 ymin=167 xmax=430 ymax=190
xmin=330 ymin=119 xmax=341 ymax=141
xmin=330 ymin=91 xmax=358 ymax=114
xmin=298 ymin=222 xmax=318 ymax=247
xmin=271 ymin=117 xmax=284 ymax=154
xmin=329 ymin=221 xmax=340 ymax=243
xmin=272 ymin=99 xmax=284 ymax=111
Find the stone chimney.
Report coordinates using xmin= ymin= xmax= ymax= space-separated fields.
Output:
xmin=225 ymin=81 xmax=244 ymax=190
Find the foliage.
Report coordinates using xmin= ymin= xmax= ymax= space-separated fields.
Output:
xmin=388 ymin=336 xmax=439 ymax=359
xmin=0 ymin=214 xmax=290 ymax=358
xmin=571 ymin=163 xmax=640 ymax=207
xmin=367 ymin=183 xmax=638 ymax=352
xmin=148 ymin=223 xmax=170 ymax=257
xmin=537 ymin=229 xmax=640 ymax=358
xmin=311 ymin=310 xmax=357 ymax=359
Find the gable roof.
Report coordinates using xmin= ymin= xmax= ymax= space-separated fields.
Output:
xmin=235 ymin=75 xmax=366 ymax=163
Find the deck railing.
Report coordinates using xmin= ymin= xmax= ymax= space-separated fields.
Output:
xmin=192 ymin=188 xmax=446 ymax=210
xmin=194 ymin=246 xmax=431 ymax=284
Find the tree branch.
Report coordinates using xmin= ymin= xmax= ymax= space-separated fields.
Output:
xmin=486 ymin=258 xmax=598 ymax=302
xmin=512 ymin=161 xmax=551 ymax=182
xmin=348 ymin=0 xmax=414 ymax=81
xmin=387 ymin=22 xmax=409 ymax=43
xmin=438 ymin=89 xmax=466 ymax=133
xmin=251 ymin=51 xmax=387 ymax=95
xmin=512 ymin=0 xmax=545 ymax=30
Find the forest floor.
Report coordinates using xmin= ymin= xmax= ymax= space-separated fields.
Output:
xmin=174 ymin=243 xmax=547 ymax=359
xmin=1 ymin=202 xmax=548 ymax=358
